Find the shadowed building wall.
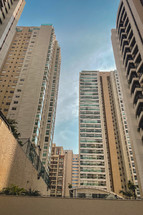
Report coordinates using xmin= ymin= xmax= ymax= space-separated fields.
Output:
xmin=111 ymin=0 xmax=143 ymax=196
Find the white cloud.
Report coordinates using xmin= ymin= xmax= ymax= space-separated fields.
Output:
xmin=55 ymin=43 xmax=116 ymax=126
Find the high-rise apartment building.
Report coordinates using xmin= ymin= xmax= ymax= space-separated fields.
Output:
xmin=49 ymin=144 xmax=79 ymax=197
xmin=72 ymin=154 xmax=79 ymax=188
xmin=0 ymin=0 xmax=25 ymax=69
xmin=0 ymin=25 xmax=61 ymax=172
xmin=79 ymin=70 xmax=140 ymax=196
xmin=49 ymin=144 xmax=65 ymax=197
xmin=111 ymin=0 xmax=143 ymax=194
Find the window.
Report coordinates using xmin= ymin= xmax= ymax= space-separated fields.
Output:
xmin=12 ymin=107 xmax=16 ymax=110
xmin=45 ymin=136 xmax=49 ymax=142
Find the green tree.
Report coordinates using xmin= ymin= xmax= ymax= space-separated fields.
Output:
xmin=0 ymin=185 xmax=41 ymax=196
xmin=7 ymin=119 xmax=21 ymax=141
xmin=120 ymin=180 xmax=136 ymax=199
xmin=0 ymin=185 xmax=26 ymax=196
xmin=68 ymin=184 xmax=72 ymax=189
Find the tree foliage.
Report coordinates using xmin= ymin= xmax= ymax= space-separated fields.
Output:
xmin=7 ymin=119 xmax=21 ymax=141
xmin=0 ymin=185 xmax=40 ymax=196
xmin=120 ymin=180 xmax=136 ymax=199
xmin=68 ymin=184 xmax=72 ymax=189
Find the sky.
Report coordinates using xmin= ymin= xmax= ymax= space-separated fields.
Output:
xmin=18 ymin=0 xmax=120 ymax=154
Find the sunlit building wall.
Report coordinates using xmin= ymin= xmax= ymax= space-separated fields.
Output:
xmin=72 ymin=154 xmax=79 ymax=188
xmin=49 ymin=144 xmax=65 ymax=197
xmin=79 ymin=70 xmax=140 ymax=196
xmin=49 ymin=144 xmax=79 ymax=197
xmin=0 ymin=25 xmax=61 ymax=173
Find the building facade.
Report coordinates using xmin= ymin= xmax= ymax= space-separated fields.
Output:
xmin=111 ymin=0 xmax=143 ymax=195
xmin=0 ymin=25 xmax=61 ymax=173
xmin=63 ymin=150 xmax=73 ymax=197
xmin=79 ymin=70 xmax=140 ymax=196
xmin=72 ymin=154 xmax=79 ymax=188
xmin=49 ymin=144 xmax=79 ymax=197
xmin=0 ymin=0 xmax=25 ymax=69
xmin=49 ymin=144 xmax=65 ymax=197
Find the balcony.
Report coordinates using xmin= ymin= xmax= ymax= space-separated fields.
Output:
xmin=120 ymin=33 xmax=127 ymax=47
xmin=132 ymin=44 xmax=138 ymax=59
xmin=119 ymin=27 xmax=125 ymax=40
xmin=127 ymin=29 xmax=133 ymax=43
xmin=124 ymin=53 xmax=133 ymax=68
xmin=126 ymin=61 xmax=135 ymax=76
xmin=126 ymin=23 xmax=131 ymax=35
xmin=124 ymin=16 xmax=129 ymax=28
xmin=135 ymin=99 xmax=143 ymax=117
xmin=133 ymin=88 xmax=143 ymax=104
xmin=139 ymin=126 xmax=143 ymax=140
xmin=135 ymin=53 xmax=142 ymax=69
xmin=138 ymin=112 xmax=143 ymax=129
xmin=137 ymin=62 xmax=143 ymax=75
xmin=130 ymin=77 xmax=140 ymax=94
xmin=121 ymin=39 xmax=128 ymax=54
xmin=123 ymin=46 xmax=131 ymax=63
xmin=139 ymin=74 xmax=143 ymax=84
xmin=128 ymin=70 xmax=137 ymax=84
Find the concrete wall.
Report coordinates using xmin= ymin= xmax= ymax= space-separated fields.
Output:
xmin=0 ymin=196 xmax=143 ymax=215
xmin=0 ymin=119 xmax=48 ymax=195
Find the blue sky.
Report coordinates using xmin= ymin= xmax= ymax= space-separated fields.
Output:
xmin=18 ymin=0 xmax=120 ymax=153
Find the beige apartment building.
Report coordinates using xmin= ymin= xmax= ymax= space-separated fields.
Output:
xmin=72 ymin=154 xmax=79 ymax=188
xmin=111 ymin=0 xmax=143 ymax=195
xmin=49 ymin=144 xmax=65 ymax=197
xmin=0 ymin=0 xmax=25 ymax=69
xmin=79 ymin=70 xmax=140 ymax=197
xmin=49 ymin=144 xmax=79 ymax=197
xmin=0 ymin=25 xmax=61 ymax=173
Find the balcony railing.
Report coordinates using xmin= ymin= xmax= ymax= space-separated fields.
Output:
xmin=138 ymin=112 xmax=143 ymax=129
xmin=20 ymin=138 xmax=50 ymax=188
xmin=130 ymin=77 xmax=140 ymax=94
xmin=0 ymin=110 xmax=11 ymax=129
xmin=133 ymin=88 xmax=143 ymax=104
xmin=135 ymin=99 xmax=143 ymax=117
xmin=128 ymin=70 xmax=137 ymax=84
xmin=0 ymin=111 xmax=50 ymax=188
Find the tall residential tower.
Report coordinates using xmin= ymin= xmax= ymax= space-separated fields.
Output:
xmin=111 ymin=0 xmax=143 ymax=194
xmin=79 ymin=70 xmax=140 ymax=196
xmin=0 ymin=25 xmax=61 ymax=172
xmin=0 ymin=0 xmax=25 ymax=69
